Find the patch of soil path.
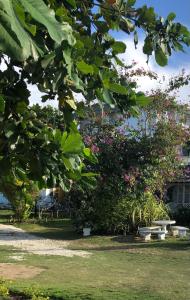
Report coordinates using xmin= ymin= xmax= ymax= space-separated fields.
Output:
xmin=0 ymin=263 xmax=43 ymax=279
xmin=0 ymin=224 xmax=90 ymax=257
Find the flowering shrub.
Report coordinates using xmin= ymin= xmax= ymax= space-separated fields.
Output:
xmin=67 ymin=86 xmax=189 ymax=233
xmin=66 ymin=119 xmax=184 ymax=233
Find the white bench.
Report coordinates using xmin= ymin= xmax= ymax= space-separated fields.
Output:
xmin=170 ymin=226 xmax=189 ymax=237
xmin=139 ymin=226 xmax=165 ymax=241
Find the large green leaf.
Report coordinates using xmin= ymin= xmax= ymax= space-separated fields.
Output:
xmin=0 ymin=95 xmax=5 ymax=113
xmin=167 ymin=12 xmax=176 ymax=21
xmin=62 ymin=132 xmax=84 ymax=154
xmin=111 ymin=41 xmax=126 ymax=54
xmin=62 ymin=156 xmax=80 ymax=171
xmin=102 ymin=89 xmax=115 ymax=105
xmin=143 ymin=37 xmax=153 ymax=55
xmin=76 ymin=61 xmax=94 ymax=75
xmin=127 ymin=0 xmax=136 ymax=6
xmin=108 ymin=83 xmax=127 ymax=95
xmin=81 ymin=172 xmax=99 ymax=177
xmin=65 ymin=0 xmax=76 ymax=8
xmin=0 ymin=0 xmax=41 ymax=60
xmin=155 ymin=47 xmax=168 ymax=66
xmin=135 ymin=93 xmax=151 ymax=107
xmin=0 ymin=0 xmax=75 ymax=61
xmin=83 ymin=148 xmax=98 ymax=163
xmin=63 ymin=47 xmax=73 ymax=78
xmin=19 ymin=0 xmax=75 ymax=45
xmin=16 ymin=101 xmax=28 ymax=113
xmin=41 ymin=52 xmax=56 ymax=68
xmin=59 ymin=178 xmax=71 ymax=192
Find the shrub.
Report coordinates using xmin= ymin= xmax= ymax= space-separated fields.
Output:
xmin=2 ymin=180 xmax=39 ymax=222
xmin=113 ymin=192 xmax=169 ymax=234
xmin=0 ymin=279 xmax=9 ymax=299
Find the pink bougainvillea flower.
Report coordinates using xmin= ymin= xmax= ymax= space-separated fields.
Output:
xmin=91 ymin=144 xmax=100 ymax=153
xmin=84 ymin=135 xmax=92 ymax=145
xmin=123 ymin=174 xmax=131 ymax=182
xmin=104 ymin=138 xmax=113 ymax=145
xmin=118 ymin=128 xmax=125 ymax=135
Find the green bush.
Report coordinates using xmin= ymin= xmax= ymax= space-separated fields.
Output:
xmin=2 ymin=180 xmax=39 ymax=222
xmin=113 ymin=191 xmax=169 ymax=234
xmin=0 ymin=279 xmax=9 ymax=299
xmin=0 ymin=283 xmax=51 ymax=300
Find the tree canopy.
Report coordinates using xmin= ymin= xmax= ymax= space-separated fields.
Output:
xmin=1 ymin=0 xmax=190 ymax=110
xmin=0 ymin=0 xmax=190 ymax=192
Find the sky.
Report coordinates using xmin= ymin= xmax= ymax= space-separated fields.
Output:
xmin=114 ymin=0 xmax=190 ymax=104
xmin=30 ymin=0 xmax=190 ymax=106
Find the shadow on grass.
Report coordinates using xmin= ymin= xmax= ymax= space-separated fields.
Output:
xmin=70 ymin=235 xmax=190 ymax=252
xmin=18 ymin=219 xmax=81 ymax=241
xmin=111 ymin=236 xmax=190 ymax=251
xmin=24 ymin=229 xmax=80 ymax=241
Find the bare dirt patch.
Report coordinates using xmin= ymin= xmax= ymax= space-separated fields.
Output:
xmin=0 ymin=263 xmax=43 ymax=279
xmin=0 ymin=224 xmax=90 ymax=257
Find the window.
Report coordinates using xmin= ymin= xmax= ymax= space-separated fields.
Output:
xmin=172 ymin=183 xmax=190 ymax=204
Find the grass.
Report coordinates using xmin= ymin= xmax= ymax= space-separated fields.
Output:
xmin=0 ymin=210 xmax=190 ymax=299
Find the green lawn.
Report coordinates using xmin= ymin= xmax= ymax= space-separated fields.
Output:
xmin=0 ymin=212 xmax=190 ymax=299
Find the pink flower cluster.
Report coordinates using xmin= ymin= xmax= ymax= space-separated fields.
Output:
xmin=118 ymin=128 xmax=125 ymax=135
xmin=84 ymin=135 xmax=100 ymax=153
xmin=124 ymin=174 xmax=131 ymax=182
xmin=84 ymin=135 xmax=92 ymax=145
xmin=102 ymin=138 xmax=113 ymax=145
xmin=184 ymin=167 xmax=190 ymax=177
xmin=91 ymin=144 xmax=100 ymax=153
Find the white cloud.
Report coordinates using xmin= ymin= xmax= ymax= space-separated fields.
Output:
xmin=120 ymin=39 xmax=190 ymax=104
xmin=29 ymin=84 xmax=58 ymax=107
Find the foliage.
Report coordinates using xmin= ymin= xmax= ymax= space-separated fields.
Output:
xmin=0 ymin=279 xmax=9 ymax=299
xmin=66 ymin=123 xmax=176 ymax=233
xmin=0 ymin=0 xmax=189 ymax=194
xmin=0 ymin=102 xmax=98 ymax=219
xmin=113 ymin=191 xmax=168 ymax=234
xmin=141 ymin=192 xmax=169 ymax=225
xmin=0 ymin=0 xmax=189 ymax=65
xmin=66 ymin=74 xmax=188 ymax=233
xmin=0 ymin=100 xmax=96 ymax=193
xmin=0 ymin=279 xmax=50 ymax=300
xmin=1 ymin=178 xmax=39 ymax=222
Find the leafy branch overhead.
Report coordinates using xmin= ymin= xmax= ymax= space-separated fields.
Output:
xmin=0 ymin=0 xmax=189 ymax=110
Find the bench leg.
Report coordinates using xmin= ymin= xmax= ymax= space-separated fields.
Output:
xmin=143 ymin=233 xmax=151 ymax=241
xmin=158 ymin=233 xmax=165 ymax=240
xmin=179 ymin=230 xmax=186 ymax=237
xmin=171 ymin=229 xmax=178 ymax=237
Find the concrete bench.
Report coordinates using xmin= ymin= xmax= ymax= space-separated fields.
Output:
xmin=139 ymin=226 xmax=161 ymax=231
xmin=139 ymin=227 xmax=165 ymax=241
xmin=170 ymin=226 xmax=189 ymax=237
